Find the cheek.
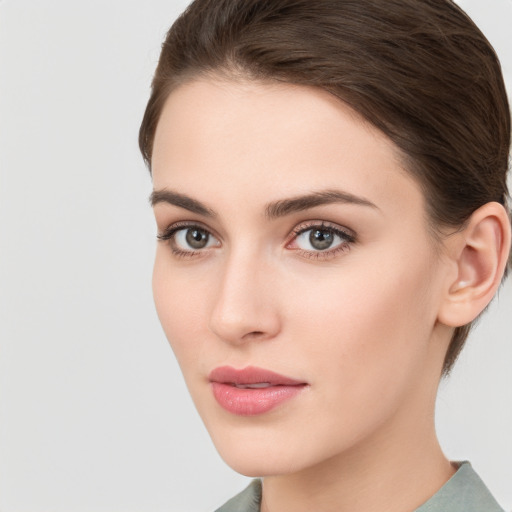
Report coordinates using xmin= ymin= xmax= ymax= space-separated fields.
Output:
xmin=288 ymin=248 xmax=437 ymax=392
xmin=269 ymin=253 xmax=439 ymax=458
xmin=152 ymin=253 xmax=208 ymax=369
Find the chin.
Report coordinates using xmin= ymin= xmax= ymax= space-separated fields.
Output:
xmin=207 ymin=422 xmax=329 ymax=478
xmin=204 ymin=423 xmax=289 ymax=476
xmin=218 ymin=449 xmax=295 ymax=478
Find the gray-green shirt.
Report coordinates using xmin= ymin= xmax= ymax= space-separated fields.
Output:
xmin=215 ymin=462 xmax=504 ymax=512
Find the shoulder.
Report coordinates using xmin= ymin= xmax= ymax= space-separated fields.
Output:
xmin=415 ymin=461 xmax=505 ymax=512
xmin=215 ymin=479 xmax=262 ymax=512
xmin=213 ymin=462 xmax=504 ymax=512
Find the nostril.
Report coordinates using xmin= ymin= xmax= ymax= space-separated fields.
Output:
xmin=244 ymin=331 xmax=265 ymax=339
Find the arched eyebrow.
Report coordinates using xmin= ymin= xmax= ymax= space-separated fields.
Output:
xmin=265 ymin=190 xmax=379 ymax=219
xmin=150 ymin=189 xmax=216 ymax=217
xmin=149 ymin=188 xmax=378 ymax=218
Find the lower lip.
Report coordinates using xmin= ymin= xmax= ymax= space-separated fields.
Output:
xmin=211 ymin=382 xmax=306 ymax=416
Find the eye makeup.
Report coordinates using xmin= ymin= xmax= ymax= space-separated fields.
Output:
xmin=157 ymin=221 xmax=221 ymax=259
xmin=157 ymin=219 xmax=357 ymax=261
xmin=286 ymin=220 xmax=356 ymax=261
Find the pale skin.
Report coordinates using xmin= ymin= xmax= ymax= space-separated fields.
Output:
xmin=150 ymin=77 xmax=511 ymax=512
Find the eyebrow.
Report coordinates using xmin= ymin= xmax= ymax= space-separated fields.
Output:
xmin=149 ymin=189 xmax=216 ymax=217
xmin=265 ymin=189 xmax=379 ymax=219
xmin=149 ymin=188 xmax=378 ymax=218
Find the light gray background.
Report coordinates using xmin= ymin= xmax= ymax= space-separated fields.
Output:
xmin=0 ymin=1 xmax=510 ymax=511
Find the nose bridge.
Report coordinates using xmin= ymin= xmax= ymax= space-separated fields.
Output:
xmin=209 ymin=243 xmax=280 ymax=344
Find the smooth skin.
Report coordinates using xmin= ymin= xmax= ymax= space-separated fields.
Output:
xmin=150 ymin=78 xmax=510 ymax=512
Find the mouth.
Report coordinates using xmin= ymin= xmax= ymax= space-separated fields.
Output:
xmin=208 ymin=366 xmax=308 ymax=416
xmin=230 ymin=382 xmax=274 ymax=389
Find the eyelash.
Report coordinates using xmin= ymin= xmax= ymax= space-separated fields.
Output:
xmin=288 ymin=221 xmax=356 ymax=260
xmin=157 ymin=221 xmax=217 ymax=259
xmin=157 ymin=221 xmax=356 ymax=260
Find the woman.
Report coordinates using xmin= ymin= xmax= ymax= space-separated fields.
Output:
xmin=139 ymin=0 xmax=511 ymax=510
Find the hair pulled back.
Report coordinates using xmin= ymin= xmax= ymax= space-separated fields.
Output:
xmin=140 ymin=0 xmax=511 ymax=374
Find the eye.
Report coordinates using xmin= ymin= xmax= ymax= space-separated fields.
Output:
xmin=297 ymin=228 xmax=338 ymax=251
xmin=287 ymin=222 xmax=355 ymax=258
xmin=157 ymin=223 xmax=220 ymax=256
xmin=175 ymin=227 xmax=214 ymax=250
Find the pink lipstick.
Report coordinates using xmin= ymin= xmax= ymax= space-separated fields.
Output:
xmin=209 ymin=366 xmax=307 ymax=416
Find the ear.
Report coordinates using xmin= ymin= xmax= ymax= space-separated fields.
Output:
xmin=438 ymin=202 xmax=511 ymax=328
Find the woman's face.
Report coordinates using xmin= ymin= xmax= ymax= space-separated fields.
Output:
xmin=151 ymin=78 xmax=452 ymax=476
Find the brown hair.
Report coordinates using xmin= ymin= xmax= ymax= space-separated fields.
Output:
xmin=139 ymin=0 xmax=511 ymax=375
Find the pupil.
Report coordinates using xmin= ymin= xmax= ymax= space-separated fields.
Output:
xmin=186 ymin=228 xmax=209 ymax=249
xmin=310 ymin=229 xmax=333 ymax=250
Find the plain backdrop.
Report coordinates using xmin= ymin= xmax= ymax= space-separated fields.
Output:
xmin=0 ymin=1 xmax=511 ymax=511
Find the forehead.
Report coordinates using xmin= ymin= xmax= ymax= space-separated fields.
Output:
xmin=151 ymin=78 xmax=425 ymax=221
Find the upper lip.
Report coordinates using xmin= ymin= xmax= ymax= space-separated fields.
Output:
xmin=209 ymin=365 xmax=305 ymax=386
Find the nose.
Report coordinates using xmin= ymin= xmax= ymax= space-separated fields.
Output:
xmin=208 ymin=249 xmax=281 ymax=345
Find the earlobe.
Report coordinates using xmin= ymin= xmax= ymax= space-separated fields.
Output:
xmin=438 ymin=202 xmax=511 ymax=328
